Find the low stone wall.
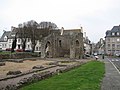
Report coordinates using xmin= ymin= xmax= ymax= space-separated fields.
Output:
xmin=7 ymin=70 xmax=22 ymax=75
xmin=1 ymin=61 xmax=88 ymax=90
xmin=0 ymin=52 xmax=39 ymax=59
xmin=0 ymin=54 xmax=10 ymax=59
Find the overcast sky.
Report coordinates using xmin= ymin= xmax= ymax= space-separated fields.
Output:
xmin=1 ymin=0 xmax=120 ymax=43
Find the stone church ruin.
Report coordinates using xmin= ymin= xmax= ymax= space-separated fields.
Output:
xmin=41 ymin=27 xmax=84 ymax=59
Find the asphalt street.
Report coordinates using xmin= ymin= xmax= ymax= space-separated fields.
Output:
xmin=106 ymin=57 xmax=120 ymax=72
xmin=101 ymin=56 xmax=120 ymax=90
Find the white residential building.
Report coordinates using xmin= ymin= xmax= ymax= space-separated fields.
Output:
xmin=0 ymin=31 xmax=41 ymax=52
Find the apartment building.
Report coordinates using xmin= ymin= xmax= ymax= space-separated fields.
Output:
xmin=105 ymin=25 xmax=120 ymax=55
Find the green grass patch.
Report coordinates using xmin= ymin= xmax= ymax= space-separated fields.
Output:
xmin=20 ymin=61 xmax=105 ymax=90
xmin=0 ymin=51 xmax=11 ymax=54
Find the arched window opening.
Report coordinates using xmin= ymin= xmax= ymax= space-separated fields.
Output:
xmin=59 ymin=40 xmax=62 ymax=47
xmin=76 ymin=40 xmax=79 ymax=46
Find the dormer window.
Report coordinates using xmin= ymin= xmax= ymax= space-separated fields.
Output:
xmin=112 ymin=33 xmax=115 ymax=36
xmin=117 ymin=32 xmax=119 ymax=35
xmin=11 ymin=34 xmax=15 ymax=37
xmin=4 ymin=36 xmax=7 ymax=41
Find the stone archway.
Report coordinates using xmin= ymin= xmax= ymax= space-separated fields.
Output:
xmin=76 ymin=40 xmax=79 ymax=46
xmin=75 ymin=40 xmax=80 ymax=58
xmin=45 ymin=41 xmax=52 ymax=58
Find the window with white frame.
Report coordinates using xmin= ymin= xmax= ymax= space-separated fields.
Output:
xmin=117 ymin=45 xmax=120 ymax=49
xmin=18 ymin=38 xmax=21 ymax=43
xmin=9 ymin=39 xmax=11 ymax=43
xmin=2 ymin=44 xmax=6 ymax=48
xmin=112 ymin=44 xmax=115 ymax=48
xmin=36 ymin=47 xmax=38 ymax=51
xmin=112 ymin=32 xmax=115 ymax=36
xmin=107 ymin=38 xmax=110 ymax=42
xmin=27 ymin=38 xmax=30 ymax=42
xmin=28 ymin=45 xmax=30 ymax=49
xmin=5 ymin=44 xmax=6 ymax=47
xmin=117 ymin=38 xmax=120 ymax=42
xmin=117 ymin=32 xmax=119 ymax=35
xmin=2 ymin=44 xmax=4 ymax=47
xmin=4 ymin=37 xmax=7 ymax=41
xmin=9 ymin=45 xmax=11 ymax=48
xmin=112 ymin=38 xmax=115 ymax=42
xmin=108 ymin=44 xmax=110 ymax=48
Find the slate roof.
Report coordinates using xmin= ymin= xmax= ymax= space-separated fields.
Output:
xmin=105 ymin=25 xmax=120 ymax=37
xmin=0 ymin=31 xmax=11 ymax=42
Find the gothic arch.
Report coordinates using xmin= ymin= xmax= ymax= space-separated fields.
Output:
xmin=75 ymin=39 xmax=80 ymax=58
xmin=45 ymin=41 xmax=52 ymax=58
xmin=76 ymin=40 xmax=79 ymax=46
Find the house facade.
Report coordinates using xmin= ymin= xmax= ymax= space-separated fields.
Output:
xmin=0 ymin=30 xmax=41 ymax=52
xmin=105 ymin=25 xmax=120 ymax=55
xmin=83 ymin=36 xmax=92 ymax=55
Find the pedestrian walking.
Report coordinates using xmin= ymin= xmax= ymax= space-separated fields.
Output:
xmin=102 ymin=54 xmax=104 ymax=59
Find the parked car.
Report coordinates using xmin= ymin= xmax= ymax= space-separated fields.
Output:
xmin=16 ymin=49 xmax=23 ymax=52
xmin=115 ymin=53 xmax=120 ymax=57
xmin=6 ymin=48 xmax=11 ymax=51
xmin=85 ymin=54 xmax=90 ymax=57
xmin=95 ymin=55 xmax=99 ymax=60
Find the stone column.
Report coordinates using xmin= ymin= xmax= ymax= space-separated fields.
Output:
xmin=41 ymin=41 xmax=46 ymax=58
xmin=70 ymin=40 xmax=75 ymax=59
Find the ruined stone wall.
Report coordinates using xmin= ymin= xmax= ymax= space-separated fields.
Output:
xmin=70 ymin=33 xmax=84 ymax=59
xmin=41 ymin=30 xmax=84 ymax=59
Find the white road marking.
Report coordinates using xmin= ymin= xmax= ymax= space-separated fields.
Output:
xmin=111 ymin=59 xmax=114 ymax=61
xmin=108 ymin=59 xmax=120 ymax=74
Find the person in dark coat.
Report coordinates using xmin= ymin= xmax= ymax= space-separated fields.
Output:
xmin=102 ymin=54 xmax=104 ymax=59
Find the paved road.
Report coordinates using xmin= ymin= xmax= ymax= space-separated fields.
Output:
xmin=101 ymin=57 xmax=120 ymax=90
xmin=106 ymin=57 xmax=120 ymax=71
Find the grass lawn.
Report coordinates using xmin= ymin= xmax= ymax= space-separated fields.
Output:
xmin=0 ymin=51 xmax=11 ymax=54
xmin=20 ymin=61 xmax=105 ymax=90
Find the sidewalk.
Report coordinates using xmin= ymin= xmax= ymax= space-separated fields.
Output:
xmin=101 ymin=58 xmax=120 ymax=90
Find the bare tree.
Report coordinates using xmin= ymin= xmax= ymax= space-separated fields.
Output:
xmin=17 ymin=20 xmax=58 ymax=52
xmin=17 ymin=20 xmax=39 ymax=52
xmin=39 ymin=21 xmax=58 ymax=29
xmin=11 ymin=34 xmax=17 ymax=52
xmin=17 ymin=23 xmax=27 ymax=51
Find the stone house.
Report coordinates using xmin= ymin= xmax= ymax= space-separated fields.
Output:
xmin=0 ymin=31 xmax=11 ymax=50
xmin=83 ymin=36 xmax=92 ymax=55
